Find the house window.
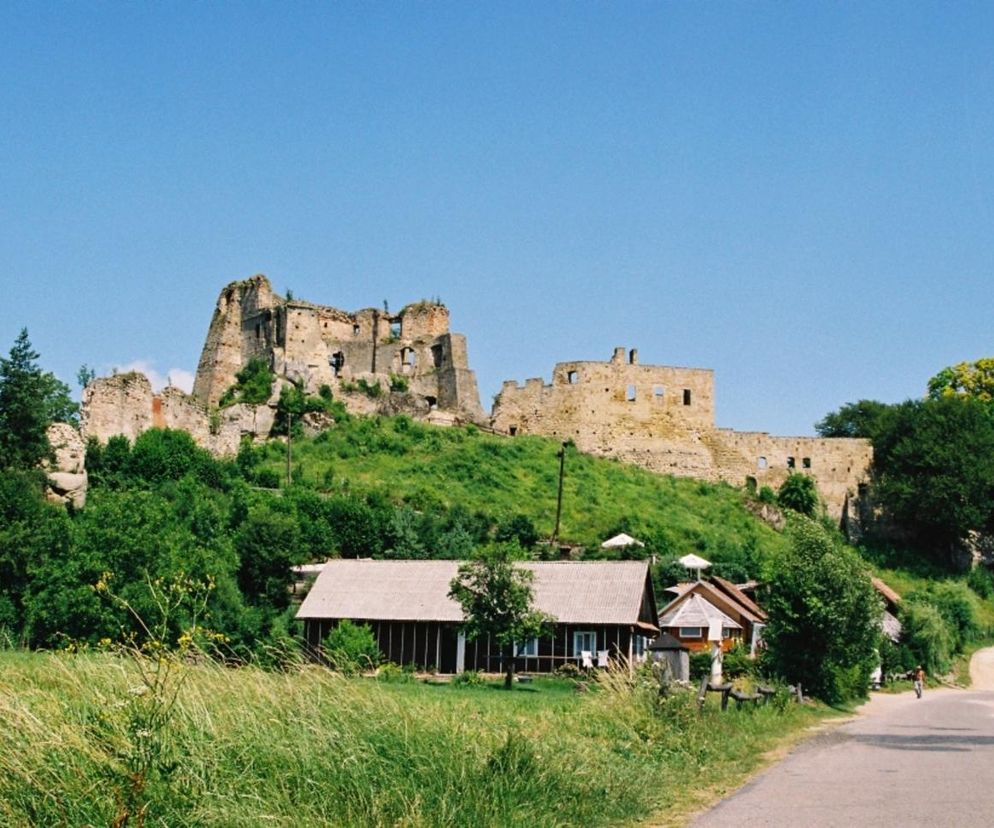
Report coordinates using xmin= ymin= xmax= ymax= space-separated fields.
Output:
xmin=679 ymin=627 xmax=703 ymax=638
xmin=515 ymin=638 xmax=538 ymax=657
xmin=633 ymin=635 xmax=647 ymax=658
xmin=573 ymin=630 xmax=597 ymax=655
xmin=723 ymin=628 xmax=732 ymax=639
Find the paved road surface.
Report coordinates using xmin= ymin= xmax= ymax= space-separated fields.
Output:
xmin=691 ymin=649 xmax=994 ymax=828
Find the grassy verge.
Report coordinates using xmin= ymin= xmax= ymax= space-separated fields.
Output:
xmin=0 ymin=652 xmax=834 ymax=827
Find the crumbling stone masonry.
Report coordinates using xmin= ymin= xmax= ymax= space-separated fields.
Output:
xmin=491 ymin=347 xmax=872 ymax=519
xmin=81 ymin=275 xmax=485 ymax=456
xmin=193 ymin=275 xmax=485 ymax=423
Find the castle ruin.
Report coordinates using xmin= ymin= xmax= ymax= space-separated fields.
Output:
xmin=81 ymin=275 xmax=485 ymax=453
xmin=490 ymin=347 xmax=872 ymax=519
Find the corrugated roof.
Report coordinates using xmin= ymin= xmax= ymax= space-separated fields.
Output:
xmin=702 ymin=578 xmax=766 ymax=623
xmin=659 ymin=593 xmax=740 ymax=630
xmin=296 ymin=559 xmax=654 ymax=625
xmin=871 ymin=577 xmax=902 ymax=607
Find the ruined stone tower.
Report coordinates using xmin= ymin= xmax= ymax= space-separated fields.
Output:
xmin=193 ymin=275 xmax=485 ymax=423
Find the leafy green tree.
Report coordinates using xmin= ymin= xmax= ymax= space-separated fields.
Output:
xmin=0 ymin=329 xmax=77 ymax=469
xmin=815 ymin=399 xmax=893 ymax=440
xmin=234 ymin=501 xmax=301 ymax=610
xmin=129 ymin=428 xmax=226 ymax=488
xmin=776 ymin=474 xmax=819 ymax=516
xmin=0 ymin=470 xmax=73 ymax=638
xmin=495 ymin=514 xmax=539 ymax=549
xmin=762 ymin=519 xmax=881 ymax=702
xmin=448 ymin=544 xmax=554 ymax=689
xmin=872 ymin=397 xmax=994 ymax=555
xmin=927 ymin=358 xmax=994 ymax=403
xmin=77 ymin=364 xmax=97 ymax=389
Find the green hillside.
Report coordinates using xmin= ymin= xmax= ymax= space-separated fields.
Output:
xmin=249 ymin=415 xmax=787 ymax=575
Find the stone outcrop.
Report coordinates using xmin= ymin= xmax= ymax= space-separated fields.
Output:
xmin=491 ymin=347 xmax=872 ymax=520
xmin=44 ymin=422 xmax=88 ymax=508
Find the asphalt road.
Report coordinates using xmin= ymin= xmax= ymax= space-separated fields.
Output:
xmin=691 ymin=649 xmax=994 ymax=828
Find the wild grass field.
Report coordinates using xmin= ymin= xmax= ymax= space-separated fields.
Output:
xmin=0 ymin=651 xmax=832 ymax=828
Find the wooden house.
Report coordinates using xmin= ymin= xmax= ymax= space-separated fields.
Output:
xmin=297 ymin=559 xmax=659 ymax=674
xmin=658 ymin=576 xmax=768 ymax=653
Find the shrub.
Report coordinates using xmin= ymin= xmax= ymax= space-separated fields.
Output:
xmin=900 ymin=600 xmax=952 ymax=676
xmin=967 ymin=566 xmax=994 ymax=599
xmin=451 ymin=669 xmax=485 ymax=687
xmin=554 ymin=662 xmax=582 ymax=679
xmin=388 ymin=373 xmax=409 ymax=393
xmin=323 ymin=620 xmax=380 ymax=675
xmin=777 ymin=474 xmax=819 ymax=516
xmin=926 ymin=581 xmax=981 ymax=650
xmin=757 ymin=486 xmax=777 ymax=505
xmin=376 ymin=663 xmax=415 ymax=683
xmin=357 ymin=378 xmax=382 ymax=398
xmin=219 ymin=358 xmax=274 ymax=407
xmin=721 ymin=642 xmax=754 ymax=678
xmin=689 ymin=650 xmax=713 ymax=681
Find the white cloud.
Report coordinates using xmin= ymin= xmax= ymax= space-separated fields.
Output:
xmin=111 ymin=360 xmax=194 ymax=393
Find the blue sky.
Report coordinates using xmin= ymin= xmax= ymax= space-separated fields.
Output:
xmin=3 ymin=3 xmax=992 ymax=435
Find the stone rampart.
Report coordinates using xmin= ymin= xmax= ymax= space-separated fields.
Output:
xmin=492 ymin=348 xmax=872 ymax=520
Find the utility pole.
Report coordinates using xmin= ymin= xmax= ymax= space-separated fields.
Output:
xmin=551 ymin=441 xmax=568 ymax=543
xmin=286 ymin=410 xmax=292 ymax=486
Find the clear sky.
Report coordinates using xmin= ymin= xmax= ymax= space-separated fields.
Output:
xmin=3 ymin=3 xmax=992 ymax=435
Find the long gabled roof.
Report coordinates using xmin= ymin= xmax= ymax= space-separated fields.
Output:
xmin=296 ymin=559 xmax=657 ymax=628
xmin=710 ymin=575 xmax=767 ymax=621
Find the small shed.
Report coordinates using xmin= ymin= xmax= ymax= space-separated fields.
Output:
xmin=648 ymin=631 xmax=690 ymax=682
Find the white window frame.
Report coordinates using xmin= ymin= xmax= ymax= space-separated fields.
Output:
xmin=514 ymin=638 xmax=538 ymax=657
xmin=679 ymin=626 xmax=703 ymax=638
xmin=573 ymin=630 xmax=597 ymax=656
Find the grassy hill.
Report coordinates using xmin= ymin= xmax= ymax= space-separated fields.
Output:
xmin=250 ymin=415 xmax=787 ymax=575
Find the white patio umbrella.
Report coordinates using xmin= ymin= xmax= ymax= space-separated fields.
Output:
xmin=678 ymin=553 xmax=711 ymax=581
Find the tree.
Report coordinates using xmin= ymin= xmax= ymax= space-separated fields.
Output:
xmin=776 ymin=473 xmax=819 ymax=516
xmin=77 ymin=364 xmax=97 ymax=389
xmin=872 ymin=397 xmax=994 ymax=555
xmin=448 ymin=544 xmax=553 ymax=689
xmin=815 ymin=399 xmax=893 ymax=439
xmin=927 ymin=358 xmax=994 ymax=403
xmin=0 ymin=329 xmax=79 ymax=470
xmin=762 ymin=519 xmax=881 ymax=703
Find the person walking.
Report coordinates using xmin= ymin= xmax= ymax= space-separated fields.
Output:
xmin=912 ymin=665 xmax=925 ymax=698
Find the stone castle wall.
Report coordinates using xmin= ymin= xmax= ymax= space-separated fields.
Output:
xmin=491 ymin=348 xmax=871 ymax=519
xmin=192 ymin=275 xmax=485 ymax=423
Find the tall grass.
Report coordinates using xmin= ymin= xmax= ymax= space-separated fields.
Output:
xmin=0 ymin=652 xmax=828 ymax=827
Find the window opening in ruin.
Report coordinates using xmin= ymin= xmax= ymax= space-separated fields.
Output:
xmin=567 ymin=370 xmax=578 ymax=384
xmin=255 ymin=323 xmax=261 ymax=340
xmin=425 ymin=396 xmax=438 ymax=411
xmin=509 ymin=426 xmax=518 ymax=436
xmin=745 ymin=476 xmax=757 ymax=494
xmin=330 ymin=352 xmax=345 ymax=377
xmin=802 ymin=457 xmax=812 ymax=469
xmin=401 ymin=347 xmax=417 ymax=369
xmin=431 ymin=344 xmax=444 ymax=368
xmin=626 ymin=384 xmax=636 ymax=402
xmin=683 ymin=389 xmax=691 ymax=406
xmin=653 ymin=385 xmax=664 ymax=399
xmin=757 ymin=456 xmax=768 ymax=470
xmin=390 ymin=320 xmax=402 ymax=338
xmin=629 ymin=349 xmax=637 ymax=364
xmin=787 ymin=456 xmax=796 ymax=469
xmin=352 ymin=323 xmax=360 ymax=336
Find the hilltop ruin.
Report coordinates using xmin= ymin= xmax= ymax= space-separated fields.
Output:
xmin=81 ymin=275 xmax=485 ymax=453
xmin=490 ymin=347 xmax=871 ymax=519
xmin=79 ymin=276 xmax=871 ymax=520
